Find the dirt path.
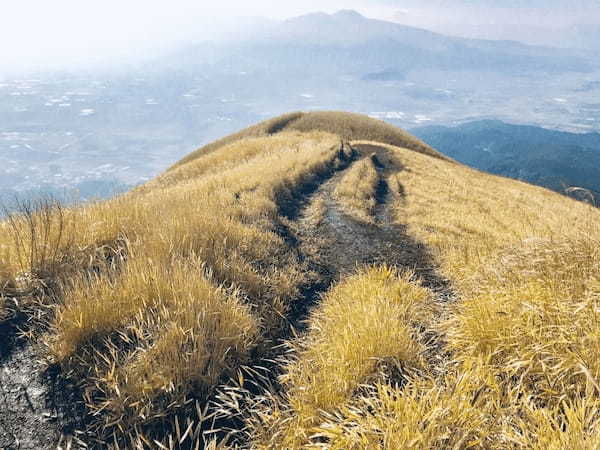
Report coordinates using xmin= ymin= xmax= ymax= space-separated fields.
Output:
xmin=286 ymin=143 xmax=454 ymax=303
xmin=275 ymin=142 xmax=456 ymax=382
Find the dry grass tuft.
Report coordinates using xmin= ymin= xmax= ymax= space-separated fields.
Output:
xmin=248 ymin=266 xmax=431 ymax=448
xmin=333 ymin=157 xmax=379 ymax=223
xmin=508 ymin=397 xmax=600 ymax=449
xmin=444 ymin=236 xmax=600 ymax=406
xmin=313 ymin=372 xmax=505 ymax=448
xmin=312 ymin=369 xmax=600 ymax=449
xmin=53 ymin=259 xmax=259 ymax=438
xmin=1 ymin=197 xmax=74 ymax=285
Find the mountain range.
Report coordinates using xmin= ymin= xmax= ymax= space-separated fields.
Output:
xmin=239 ymin=10 xmax=594 ymax=74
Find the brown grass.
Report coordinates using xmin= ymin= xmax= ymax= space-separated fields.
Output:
xmin=1 ymin=130 xmax=344 ymax=445
xmin=312 ymin=369 xmax=600 ymax=449
xmin=172 ymin=112 xmax=304 ymax=168
xmin=284 ymin=111 xmax=448 ymax=161
xmin=246 ymin=139 xmax=600 ymax=449
xmin=317 ymin=140 xmax=600 ymax=449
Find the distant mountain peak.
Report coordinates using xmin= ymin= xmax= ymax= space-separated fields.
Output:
xmin=288 ymin=10 xmax=365 ymax=26
xmin=333 ymin=10 xmax=365 ymax=20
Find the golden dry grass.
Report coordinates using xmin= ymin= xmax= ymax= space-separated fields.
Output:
xmin=0 ymin=130 xmax=344 ymax=445
xmin=172 ymin=111 xmax=448 ymax=170
xmin=444 ymin=237 xmax=600 ymax=404
xmin=380 ymin=142 xmax=600 ymax=407
xmin=246 ymin=139 xmax=599 ymax=449
xmin=283 ymin=111 xmax=448 ymax=161
xmin=312 ymin=370 xmax=600 ymax=449
xmin=308 ymin=140 xmax=600 ymax=449
xmin=380 ymin=141 xmax=598 ymax=286
xmin=248 ymin=267 xmax=431 ymax=448
xmin=171 ymin=112 xmax=304 ymax=168
xmin=1 ymin=114 xmax=598 ymax=448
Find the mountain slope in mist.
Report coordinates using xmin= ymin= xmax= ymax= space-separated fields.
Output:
xmin=412 ymin=120 xmax=600 ymax=195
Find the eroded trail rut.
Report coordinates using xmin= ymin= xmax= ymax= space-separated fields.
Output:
xmin=284 ymin=143 xmax=454 ymax=319
xmin=272 ymin=143 xmax=457 ymax=390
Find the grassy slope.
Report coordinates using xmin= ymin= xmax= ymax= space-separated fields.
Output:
xmin=258 ymin=141 xmax=599 ymax=448
xmin=1 ymin=113 xmax=598 ymax=448
xmin=1 ymin=131 xmax=344 ymax=446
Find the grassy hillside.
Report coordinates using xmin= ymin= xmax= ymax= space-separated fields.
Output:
xmin=0 ymin=112 xmax=598 ymax=448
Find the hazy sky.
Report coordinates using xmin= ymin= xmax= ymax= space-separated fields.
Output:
xmin=385 ymin=0 xmax=600 ymax=45
xmin=0 ymin=0 xmax=365 ymax=72
xmin=2 ymin=0 xmax=599 ymax=73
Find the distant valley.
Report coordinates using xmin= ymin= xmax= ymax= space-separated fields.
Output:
xmin=412 ymin=120 xmax=600 ymax=197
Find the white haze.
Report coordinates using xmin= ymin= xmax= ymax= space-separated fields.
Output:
xmin=1 ymin=0 xmax=599 ymax=74
xmin=384 ymin=2 xmax=600 ymax=47
xmin=0 ymin=0 xmax=370 ymax=74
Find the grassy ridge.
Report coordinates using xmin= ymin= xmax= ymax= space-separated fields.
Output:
xmin=1 ymin=113 xmax=598 ymax=448
xmin=1 ymin=131 xmax=344 ymax=445
xmin=172 ymin=112 xmax=305 ymax=168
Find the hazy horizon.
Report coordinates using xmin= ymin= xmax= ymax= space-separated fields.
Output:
xmin=2 ymin=1 xmax=599 ymax=75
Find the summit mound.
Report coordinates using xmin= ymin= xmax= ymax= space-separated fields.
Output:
xmin=173 ymin=110 xmax=448 ymax=168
